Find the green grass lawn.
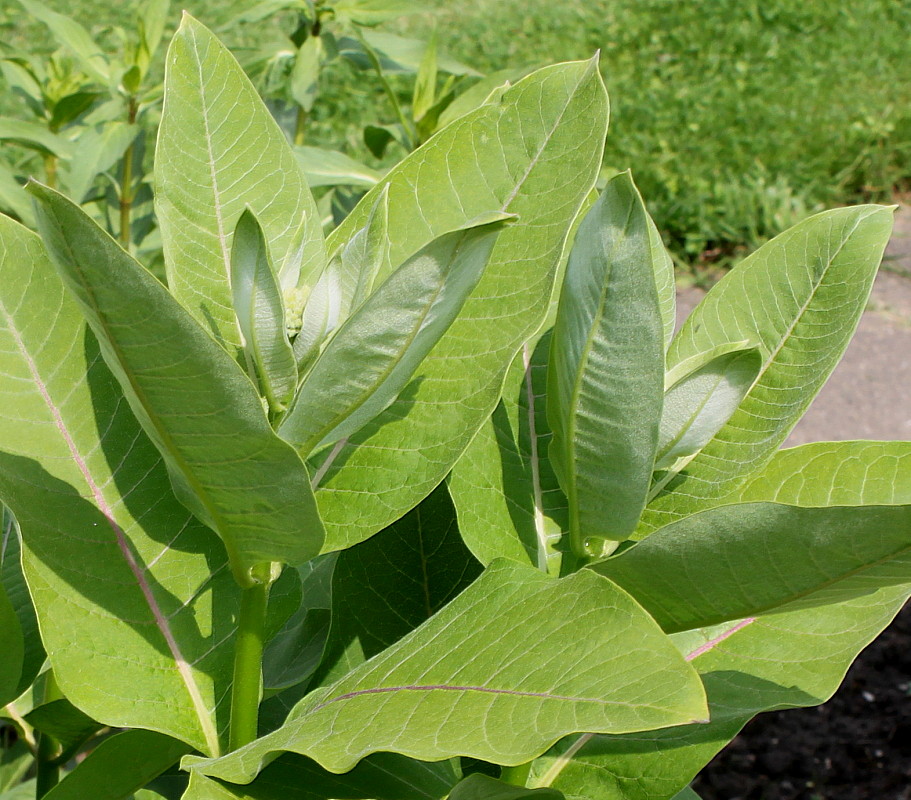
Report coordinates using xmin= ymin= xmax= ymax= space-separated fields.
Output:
xmin=3 ymin=0 xmax=910 ymax=268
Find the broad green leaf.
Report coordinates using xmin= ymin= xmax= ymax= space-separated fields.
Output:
xmin=0 ymin=118 xmax=74 ymax=158
xmin=141 ymin=0 xmax=170 ymax=60
xmin=332 ymin=0 xmax=421 ymax=25
xmin=736 ymin=440 xmax=911 ymax=506
xmin=594 ymin=501 xmax=911 ymax=632
xmin=640 ymin=205 xmax=894 ymax=533
xmin=187 ymin=559 xmax=707 ymax=781
xmin=448 ymin=332 xmax=569 ymax=574
xmin=63 ymin=122 xmax=139 ymax=203
xmin=310 ymin=483 xmax=482 ymax=687
xmin=44 ymin=730 xmax=190 ymax=800
xmin=28 ymin=184 xmax=324 ymax=586
xmin=435 ymin=69 xmax=522 ymax=130
xmin=548 ymin=172 xmax=664 ymax=552
xmin=291 ymin=36 xmax=322 ymax=113
xmin=412 ymin=33 xmax=437 ymax=123
xmin=670 ymin=790 xmax=701 ymax=800
xmin=17 ymin=0 xmax=110 ymax=85
xmin=530 ymin=444 xmax=911 ymax=798
xmin=339 ymin=31 xmax=479 ymax=76
xmin=0 ymin=738 xmax=31 ymax=792
xmin=0 ymin=164 xmax=34 ymax=227
xmin=0 ymin=779 xmax=35 ymax=800
xmin=231 ymin=210 xmax=297 ymax=413
xmin=182 ymin=752 xmax=458 ymax=800
xmin=0 ymin=60 xmax=44 ymax=113
xmin=49 ymin=90 xmax=99 ymax=130
xmin=0 ymin=215 xmax=237 ymax=755
xmin=654 ymin=346 xmax=761 ymax=471
xmin=0 ymin=576 xmax=22 ymax=707
xmin=24 ymin=699 xmax=102 ymax=760
xmin=449 ymin=774 xmax=563 ymax=800
xmin=293 ymin=147 xmax=381 ymax=189
xmin=279 ymin=215 xmax=510 ymax=456
xmin=0 ymin=512 xmax=42 ymax=699
xmin=341 ymin=185 xmax=389 ymax=312
xmin=263 ymin=554 xmax=336 ymax=692
xmin=311 ymin=58 xmax=607 ymax=549
xmin=531 ymin=586 xmax=910 ymax=800
xmin=156 ymin=15 xmax=325 ymax=357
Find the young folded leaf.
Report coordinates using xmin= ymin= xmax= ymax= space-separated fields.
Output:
xmin=28 ymin=183 xmax=325 ymax=587
xmin=309 ymin=57 xmax=606 ymax=552
xmin=231 ymin=209 xmax=298 ymax=414
xmin=279 ymin=213 xmax=514 ymax=457
xmin=289 ymin=258 xmax=343 ymax=373
xmin=548 ymin=171 xmax=664 ymax=557
xmin=340 ymin=184 xmax=391 ymax=315
xmin=653 ymin=344 xmax=761 ymax=472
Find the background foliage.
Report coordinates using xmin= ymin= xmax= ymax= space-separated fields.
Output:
xmin=3 ymin=0 xmax=910 ymax=271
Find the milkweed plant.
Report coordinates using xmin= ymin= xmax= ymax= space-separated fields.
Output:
xmin=0 ymin=13 xmax=907 ymax=800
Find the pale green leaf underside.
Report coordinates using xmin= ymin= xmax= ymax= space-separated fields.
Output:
xmin=187 ymin=560 xmax=707 ymax=782
xmin=310 ymin=59 xmax=608 ymax=551
xmin=156 ymin=15 xmax=324 ymax=357
xmin=534 ymin=443 xmax=911 ymax=799
xmin=0 ymin=217 xmax=237 ymax=755
xmin=30 ymin=184 xmax=324 ymax=585
xmin=737 ymin=440 xmax=911 ymax=506
xmin=533 ymin=587 xmax=910 ymax=800
xmin=640 ymin=205 xmax=894 ymax=534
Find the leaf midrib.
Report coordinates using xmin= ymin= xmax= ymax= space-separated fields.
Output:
xmin=0 ymin=296 xmax=221 ymax=756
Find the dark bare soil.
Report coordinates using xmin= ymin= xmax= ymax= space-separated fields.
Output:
xmin=693 ymin=602 xmax=911 ymax=799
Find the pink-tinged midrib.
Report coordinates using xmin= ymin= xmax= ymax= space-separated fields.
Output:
xmin=2 ymin=304 xmax=220 ymax=755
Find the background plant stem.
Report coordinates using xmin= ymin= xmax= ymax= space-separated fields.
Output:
xmin=119 ymin=96 xmax=138 ymax=248
xmin=42 ymin=154 xmax=57 ymax=190
xmin=294 ymin=106 xmax=307 ymax=146
xmin=228 ymin=570 xmax=271 ymax=751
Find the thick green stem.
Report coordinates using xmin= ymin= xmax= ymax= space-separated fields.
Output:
xmin=500 ymin=762 xmax=532 ymax=787
xmin=35 ymin=672 xmax=62 ymax=798
xmin=228 ymin=569 xmax=271 ymax=751
xmin=119 ymin=97 xmax=138 ymax=248
xmin=294 ymin=106 xmax=307 ymax=146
